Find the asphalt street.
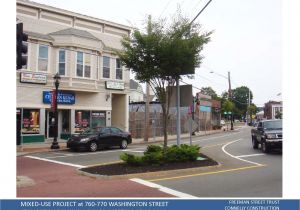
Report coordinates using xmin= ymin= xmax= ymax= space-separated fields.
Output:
xmin=19 ymin=126 xmax=282 ymax=197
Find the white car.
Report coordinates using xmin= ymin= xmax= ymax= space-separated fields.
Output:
xmin=220 ymin=120 xmax=226 ymax=125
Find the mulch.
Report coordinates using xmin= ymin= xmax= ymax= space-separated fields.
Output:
xmin=80 ymin=154 xmax=218 ymax=176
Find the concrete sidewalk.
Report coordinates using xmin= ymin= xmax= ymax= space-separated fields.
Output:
xmin=17 ymin=127 xmax=243 ymax=156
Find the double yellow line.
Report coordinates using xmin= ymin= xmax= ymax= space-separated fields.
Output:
xmin=147 ymin=164 xmax=266 ymax=182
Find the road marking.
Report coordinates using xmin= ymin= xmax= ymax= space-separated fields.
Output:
xmin=201 ymin=143 xmax=227 ymax=149
xmin=25 ymin=155 xmax=84 ymax=168
xmin=147 ymin=165 xmax=265 ymax=182
xmin=236 ymin=154 xmax=265 ymax=158
xmin=222 ymin=139 xmax=264 ymax=166
xmin=41 ymin=149 xmax=132 ymax=159
xmin=130 ymin=178 xmax=198 ymax=198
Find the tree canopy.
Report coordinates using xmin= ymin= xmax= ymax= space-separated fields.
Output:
xmin=117 ymin=14 xmax=212 ymax=148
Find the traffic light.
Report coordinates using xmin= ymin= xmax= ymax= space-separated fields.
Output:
xmin=16 ymin=23 xmax=28 ymax=70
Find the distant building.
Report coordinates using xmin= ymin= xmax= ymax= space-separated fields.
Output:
xmin=129 ymin=79 xmax=144 ymax=102
xmin=264 ymin=101 xmax=283 ymax=119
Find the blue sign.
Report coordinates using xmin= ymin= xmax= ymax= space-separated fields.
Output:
xmin=43 ymin=91 xmax=75 ymax=105
xmin=200 ymin=105 xmax=211 ymax=112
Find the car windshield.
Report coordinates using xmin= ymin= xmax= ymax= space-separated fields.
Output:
xmin=81 ymin=127 xmax=101 ymax=135
xmin=264 ymin=120 xmax=282 ymax=130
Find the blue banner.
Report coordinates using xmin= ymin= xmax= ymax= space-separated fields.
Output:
xmin=0 ymin=199 xmax=299 ymax=210
xmin=43 ymin=91 xmax=75 ymax=105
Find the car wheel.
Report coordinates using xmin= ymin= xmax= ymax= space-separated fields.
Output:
xmin=252 ymin=136 xmax=258 ymax=149
xmin=261 ymin=140 xmax=270 ymax=153
xmin=120 ymin=139 xmax=128 ymax=149
xmin=89 ymin=141 xmax=98 ymax=152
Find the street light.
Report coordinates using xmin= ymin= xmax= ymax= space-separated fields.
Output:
xmin=51 ymin=73 xmax=61 ymax=149
xmin=210 ymin=71 xmax=234 ymax=130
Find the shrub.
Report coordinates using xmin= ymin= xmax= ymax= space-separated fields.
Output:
xmin=120 ymin=153 xmax=144 ymax=166
xmin=144 ymin=145 xmax=163 ymax=155
xmin=120 ymin=144 xmax=200 ymax=166
xmin=143 ymin=151 xmax=164 ymax=165
xmin=165 ymin=144 xmax=200 ymax=162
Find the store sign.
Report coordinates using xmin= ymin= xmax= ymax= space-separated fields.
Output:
xmin=43 ymin=91 xmax=75 ymax=105
xmin=20 ymin=72 xmax=47 ymax=84
xmin=200 ymin=105 xmax=211 ymax=113
xmin=105 ymin=81 xmax=125 ymax=90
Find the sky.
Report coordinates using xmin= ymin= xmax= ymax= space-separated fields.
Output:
xmin=30 ymin=0 xmax=282 ymax=106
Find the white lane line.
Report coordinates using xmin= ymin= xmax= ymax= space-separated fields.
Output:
xmin=236 ymin=154 xmax=265 ymax=158
xmin=130 ymin=178 xmax=198 ymax=198
xmin=192 ymin=132 xmax=241 ymax=143
xmin=42 ymin=149 xmax=133 ymax=159
xmin=222 ymin=139 xmax=264 ymax=166
xmin=25 ymin=155 xmax=84 ymax=168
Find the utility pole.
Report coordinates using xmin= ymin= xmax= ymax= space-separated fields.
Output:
xmin=174 ymin=0 xmax=212 ymax=145
xmin=144 ymin=82 xmax=150 ymax=142
xmin=248 ymin=88 xmax=251 ymax=124
xmin=228 ymin=71 xmax=234 ymax=130
xmin=176 ymin=79 xmax=181 ymax=145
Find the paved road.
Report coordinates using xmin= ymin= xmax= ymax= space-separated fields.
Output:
xmin=148 ymin=127 xmax=282 ymax=197
xmin=18 ymin=126 xmax=282 ymax=197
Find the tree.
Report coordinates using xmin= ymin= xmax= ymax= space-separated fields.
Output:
xmin=200 ymin=87 xmax=219 ymax=100
xmin=248 ymin=104 xmax=258 ymax=123
xmin=222 ymin=100 xmax=234 ymax=120
xmin=117 ymin=14 xmax=212 ymax=150
xmin=232 ymin=86 xmax=252 ymax=119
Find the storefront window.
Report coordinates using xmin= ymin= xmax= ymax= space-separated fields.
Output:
xmin=75 ymin=110 xmax=90 ymax=133
xmin=91 ymin=111 xmax=106 ymax=128
xmin=61 ymin=110 xmax=70 ymax=133
xmin=22 ymin=109 xmax=40 ymax=134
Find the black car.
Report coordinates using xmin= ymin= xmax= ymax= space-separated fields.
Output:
xmin=67 ymin=127 xmax=132 ymax=152
xmin=251 ymin=119 xmax=282 ymax=153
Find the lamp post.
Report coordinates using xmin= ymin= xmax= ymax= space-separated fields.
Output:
xmin=210 ymin=71 xmax=234 ymax=130
xmin=51 ymin=73 xmax=61 ymax=149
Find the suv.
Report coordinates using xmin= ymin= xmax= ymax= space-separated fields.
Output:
xmin=251 ymin=119 xmax=282 ymax=153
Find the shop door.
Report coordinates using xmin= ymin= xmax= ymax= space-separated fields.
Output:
xmin=16 ymin=109 xmax=21 ymax=145
xmin=47 ymin=111 xmax=56 ymax=138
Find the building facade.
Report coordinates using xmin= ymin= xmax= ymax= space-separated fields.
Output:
xmin=16 ymin=0 xmax=131 ymax=144
xmin=129 ymin=79 xmax=144 ymax=102
xmin=264 ymin=101 xmax=283 ymax=120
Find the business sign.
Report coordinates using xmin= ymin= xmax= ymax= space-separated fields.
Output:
xmin=43 ymin=91 xmax=75 ymax=105
xmin=20 ymin=72 xmax=47 ymax=84
xmin=105 ymin=81 xmax=125 ymax=90
xmin=200 ymin=105 xmax=211 ymax=112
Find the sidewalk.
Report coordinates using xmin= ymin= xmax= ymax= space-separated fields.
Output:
xmin=17 ymin=127 xmax=243 ymax=156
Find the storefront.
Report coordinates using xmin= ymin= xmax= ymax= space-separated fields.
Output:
xmin=17 ymin=88 xmax=112 ymax=144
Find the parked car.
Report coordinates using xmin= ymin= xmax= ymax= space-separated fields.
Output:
xmin=67 ymin=127 xmax=132 ymax=152
xmin=251 ymin=119 xmax=282 ymax=153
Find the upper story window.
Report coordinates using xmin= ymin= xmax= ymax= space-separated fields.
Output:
xmin=38 ymin=45 xmax=48 ymax=72
xmin=116 ymin=58 xmax=123 ymax=80
xmin=23 ymin=42 xmax=28 ymax=70
xmin=58 ymin=50 xmax=65 ymax=76
xmin=103 ymin=56 xmax=110 ymax=78
xmin=76 ymin=52 xmax=91 ymax=78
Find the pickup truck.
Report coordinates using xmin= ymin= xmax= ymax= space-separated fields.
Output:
xmin=251 ymin=119 xmax=282 ymax=153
